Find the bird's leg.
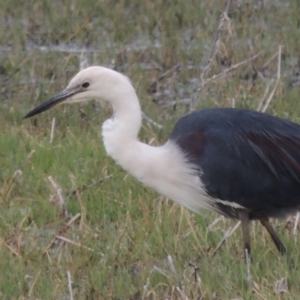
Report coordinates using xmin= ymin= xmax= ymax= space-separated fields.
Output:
xmin=260 ymin=218 xmax=287 ymax=256
xmin=238 ymin=210 xmax=251 ymax=257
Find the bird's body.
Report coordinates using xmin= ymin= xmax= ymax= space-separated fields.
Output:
xmin=24 ymin=66 xmax=300 ymax=257
xmin=170 ymin=108 xmax=300 ymax=220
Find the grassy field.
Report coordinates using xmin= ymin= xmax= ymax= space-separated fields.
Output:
xmin=1 ymin=0 xmax=300 ymax=299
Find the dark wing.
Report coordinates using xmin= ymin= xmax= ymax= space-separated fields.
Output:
xmin=170 ymin=108 xmax=300 ymax=219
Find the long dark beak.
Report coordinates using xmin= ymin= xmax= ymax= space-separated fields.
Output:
xmin=24 ymin=87 xmax=81 ymax=119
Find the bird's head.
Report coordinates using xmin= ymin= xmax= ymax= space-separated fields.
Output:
xmin=24 ymin=66 xmax=133 ymax=119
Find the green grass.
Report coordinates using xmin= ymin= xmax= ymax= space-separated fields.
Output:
xmin=1 ymin=0 xmax=300 ymax=298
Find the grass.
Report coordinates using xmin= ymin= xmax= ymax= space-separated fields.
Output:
xmin=1 ymin=0 xmax=300 ymax=298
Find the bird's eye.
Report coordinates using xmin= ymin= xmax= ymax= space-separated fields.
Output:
xmin=82 ymin=82 xmax=90 ymax=88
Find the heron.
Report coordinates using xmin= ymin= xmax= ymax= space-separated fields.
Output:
xmin=24 ymin=66 xmax=300 ymax=258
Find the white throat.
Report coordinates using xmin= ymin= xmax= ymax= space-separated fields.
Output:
xmin=101 ymin=86 xmax=214 ymax=214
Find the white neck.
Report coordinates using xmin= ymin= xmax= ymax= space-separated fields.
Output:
xmin=101 ymin=86 xmax=142 ymax=162
xmin=101 ymin=85 xmax=214 ymax=214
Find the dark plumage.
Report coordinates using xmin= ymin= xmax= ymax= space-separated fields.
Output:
xmin=170 ymin=108 xmax=300 ymax=255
